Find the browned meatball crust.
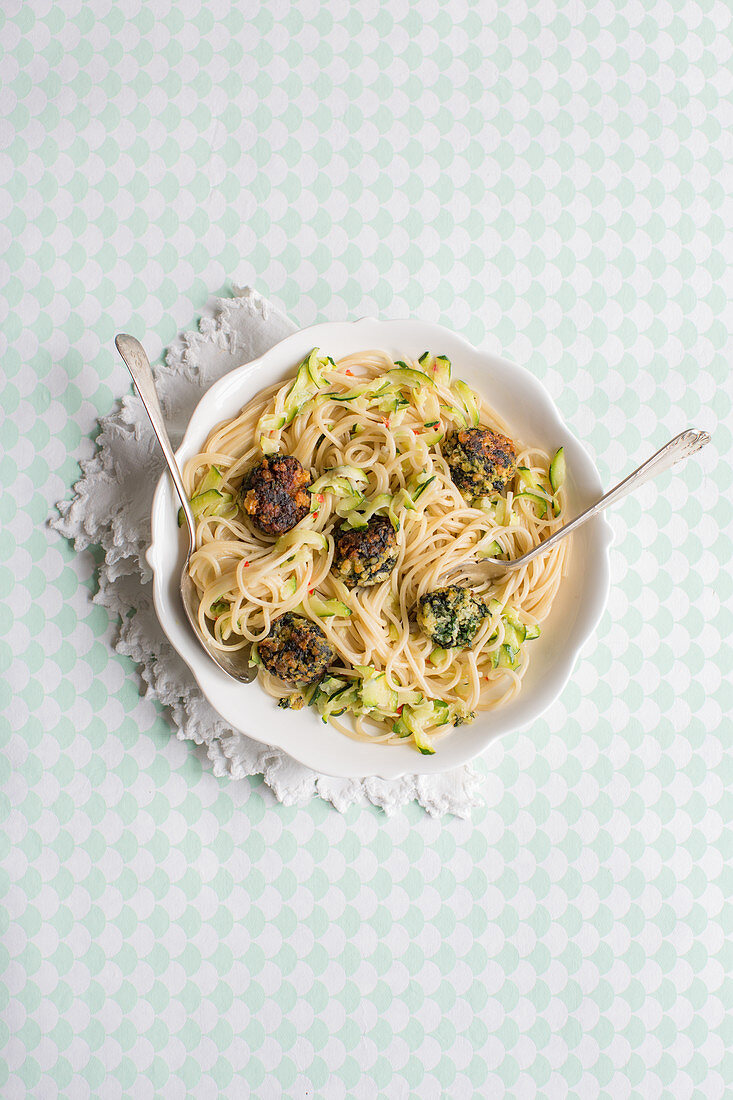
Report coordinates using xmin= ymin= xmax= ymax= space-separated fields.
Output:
xmin=241 ymin=455 xmax=311 ymax=535
xmin=442 ymin=427 xmax=517 ymax=496
xmin=258 ymin=613 xmax=334 ymax=684
xmin=332 ymin=515 xmax=399 ymax=589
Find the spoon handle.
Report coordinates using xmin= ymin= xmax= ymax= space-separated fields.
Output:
xmin=115 ymin=334 xmax=197 ymax=547
xmin=508 ymin=428 xmax=711 ymax=571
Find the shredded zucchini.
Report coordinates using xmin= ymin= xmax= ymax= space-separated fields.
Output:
xmin=282 ymin=349 xmax=330 ymax=425
xmin=452 ymin=380 xmax=480 ymax=426
xmin=549 ymin=447 xmax=566 ymax=515
xmin=310 ymin=466 xmax=368 ymax=493
xmin=336 ymin=492 xmax=393 ymax=530
xmin=418 ymin=351 xmax=451 ymax=386
xmin=514 ymin=491 xmax=549 ymax=519
xmin=274 ymin=529 xmax=329 ymax=554
xmin=178 ymin=488 xmax=238 ymax=527
xmin=305 ymin=596 xmax=351 ymax=618
xmin=549 ymin=447 xmax=566 ymax=492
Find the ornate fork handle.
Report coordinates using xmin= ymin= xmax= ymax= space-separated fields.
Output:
xmin=502 ymin=428 xmax=710 ymax=574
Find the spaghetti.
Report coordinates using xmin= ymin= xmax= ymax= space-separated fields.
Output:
xmin=182 ymin=349 xmax=569 ymax=754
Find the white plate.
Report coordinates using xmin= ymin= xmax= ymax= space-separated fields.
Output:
xmin=148 ymin=319 xmax=613 ymax=779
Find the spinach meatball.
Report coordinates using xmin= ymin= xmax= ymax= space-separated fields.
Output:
xmin=442 ymin=427 xmax=517 ymax=496
xmin=241 ymin=454 xmax=311 ymax=535
xmin=332 ymin=515 xmax=399 ymax=589
xmin=258 ymin=613 xmax=334 ymax=684
xmin=416 ymin=586 xmax=488 ymax=649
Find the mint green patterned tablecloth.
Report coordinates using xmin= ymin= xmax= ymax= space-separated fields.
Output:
xmin=2 ymin=1 xmax=731 ymax=1096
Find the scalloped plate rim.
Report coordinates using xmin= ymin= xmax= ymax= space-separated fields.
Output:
xmin=148 ymin=318 xmax=613 ymax=780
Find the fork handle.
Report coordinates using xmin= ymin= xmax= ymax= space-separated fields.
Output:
xmin=508 ymin=429 xmax=710 ymax=571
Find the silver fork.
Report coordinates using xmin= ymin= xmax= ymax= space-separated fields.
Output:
xmin=439 ymin=429 xmax=710 ymax=586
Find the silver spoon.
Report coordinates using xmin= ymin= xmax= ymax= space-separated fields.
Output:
xmin=115 ymin=334 xmax=257 ymax=683
xmin=440 ymin=428 xmax=710 ymax=586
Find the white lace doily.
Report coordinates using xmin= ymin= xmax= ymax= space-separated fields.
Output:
xmin=53 ymin=287 xmax=483 ymax=816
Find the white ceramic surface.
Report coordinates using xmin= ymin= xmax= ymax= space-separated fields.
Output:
xmin=148 ymin=319 xmax=613 ymax=779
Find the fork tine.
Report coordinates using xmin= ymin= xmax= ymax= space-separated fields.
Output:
xmin=438 ymin=561 xmax=491 ymax=586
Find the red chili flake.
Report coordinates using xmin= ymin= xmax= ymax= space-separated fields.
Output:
xmin=412 ymin=428 xmax=419 ymax=435
xmin=308 ymin=588 xmax=314 ymax=595
xmin=244 ymin=561 xmax=250 ymax=567
xmin=317 ymin=494 xmax=325 ymax=503
xmin=313 ymin=510 xmax=319 ymax=518
xmin=396 ymin=705 xmax=404 ymax=715
xmin=344 ymin=369 xmax=353 ymax=376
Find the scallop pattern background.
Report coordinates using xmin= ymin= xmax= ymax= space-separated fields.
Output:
xmin=1 ymin=0 xmax=731 ymax=1096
